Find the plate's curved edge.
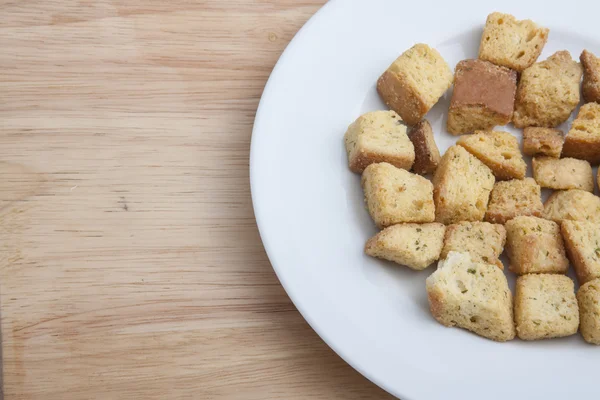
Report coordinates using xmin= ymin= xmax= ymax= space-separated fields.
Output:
xmin=248 ymin=1 xmax=404 ymax=399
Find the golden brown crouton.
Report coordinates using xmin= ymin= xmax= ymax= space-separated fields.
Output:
xmin=505 ymin=216 xmax=568 ymax=275
xmin=377 ymin=44 xmax=453 ymax=125
xmin=515 ymin=274 xmax=578 ymax=340
xmin=365 ymin=223 xmax=445 ymax=270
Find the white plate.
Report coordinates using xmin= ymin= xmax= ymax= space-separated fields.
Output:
xmin=250 ymin=1 xmax=599 ymax=399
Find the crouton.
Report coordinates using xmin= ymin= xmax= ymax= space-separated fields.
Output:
xmin=543 ymin=189 xmax=600 ymax=224
xmin=514 ymin=274 xmax=579 ymax=340
xmin=447 ymin=59 xmax=517 ymax=135
xmin=581 ymin=49 xmax=600 ymax=104
xmin=561 ymin=220 xmax=600 ymax=284
xmin=365 ymin=223 xmax=445 ymax=270
xmin=441 ymin=221 xmax=506 ymax=269
xmin=485 ymin=178 xmax=543 ymax=224
xmin=562 ymin=102 xmax=600 ymax=165
xmin=344 ymin=110 xmax=415 ymax=173
xmin=478 ymin=12 xmax=549 ymax=72
xmin=362 ymin=162 xmax=435 ymax=228
xmin=457 ymin=130 xmax=526 ymax=180
xmin=505 ymin=216 xmax=568 ymax=274
xmin=377 ymin=44 xmax=453 ymax=125
xmin=408 ymin=120 xmax=440 ymax=174
xmin=577 ymin=278 xmax=600 ymax=344
xmin=532 ymin=156 xmax=594 ymax=192
xmin=432 ymin=146 xmax=495 ymax=224
xmin=522 ymin=127 xmax=564 ymax=158
xmin=513 ymin=51 xmax=582 ymax=128
xmin=426 ymin=251 xmax=515 ymax=341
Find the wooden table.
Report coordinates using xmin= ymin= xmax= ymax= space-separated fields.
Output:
xmin=0 ymin=1 xmax=393 ymax=398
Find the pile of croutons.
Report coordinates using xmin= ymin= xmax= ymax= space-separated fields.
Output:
xmin=345 ymin=12 xmax=600 ymax=343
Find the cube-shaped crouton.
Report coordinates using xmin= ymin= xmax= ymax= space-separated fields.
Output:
xmin=485 ymin=178 xmax=543 ymax=224
xmin=457 ymin=130 xmax=526 ymax=180
xmin=362 ymin=162 xmax=435 ymax=228
xmin=447 ymin=59 xmax=517 ymax=135
xmin=440 ymin=221 xmax=506 ymax=269
xmin=478 ymin=12 xmax=549 ymax=72
xmin=532 ymin=157 xmax=593 ymax=192
xmin=344 ymin=110 xmax=415 ymax=173
xmin=522 ymin=127 xmax=564 ymax=158
xmin=505 ymin=216 xmax=568 ymax=275
xmin=377 ymin=44 xmax=453 ymax=125
xmin=543 ymin=189 xmax=600 ymax=224
xmin=513 ymin=51 xmax=583 ymax=128
xmin=581 ymin=49 xmax=600 ymax=104
xmin=433 ymin=146 xmax=495 ymax=224
xmin=426 ymin=252 xmax=515 ymax=342
xmin=562 ymin=103 xmax=600 ymax=165
xmin=577 ymin=279 xmax=600 ymax=344
xmin=408 ymin=120 xmax=440 ymax=175
xmin=561 ymin=220 xmax=600 ymax=284
xmin=515 ymin=274 xmax=579 ymax=340
xmin=365 ymin=223 xmax=445 ymax=270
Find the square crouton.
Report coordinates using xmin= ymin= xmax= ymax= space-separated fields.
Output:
xmin=561 ymin=220 xmax=600 ymax=284
xmin=577 ymin=279 xmax=600 ymax=344
xmin=543 ymin=189 xmax=600 ymax=224
xmin=426 ymin=252 xmax=515 ymax=342
xmin=505 ymin=216 xmax=568 ymax=275
xmin=440 ymin=221 xmax=506 ymax=269
xmin=485 ymin=178 xmax=543 ymax=224
xmin=432 ymin=145 xmax=495 ymax=224
xmin=457 ymin=130 xmax=526 ymax=180
xmin=562 ymin=103 xmax=600 ymax=165
xmin=344 ymin=110 xmax=415 ymax=173
xmin=447 ymin=59 xmax=517 ymax=135
xmin=365 ymin=223 xmax=445 ymax=270
xmin=377 ymin=44 xmax=453 ymax=125
xmin=532 ymin=157 xmax=594 ymax=192
xmin=581 ymin=50 xmax=600 ymax=104
xmin=478 ymin=12 xmax=549 ymax=72
xmin=513 ymin=51 xmax=583 ymax=128
xmin=361 ymin=162 xmax=434 ymax=228
xmin=408 ymin=120 xmax=441 ymax=175
xmin=515 ymin=274 xmax=579 ymax=340
xmin=523 ymin=127 xmax=564 ymax=158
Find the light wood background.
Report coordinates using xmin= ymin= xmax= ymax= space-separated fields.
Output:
xmin=0 ymin=1 xmax=393 ymax=399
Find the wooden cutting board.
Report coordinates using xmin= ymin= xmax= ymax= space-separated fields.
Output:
xmin=0 ymin=1 xmax=392 ymax=399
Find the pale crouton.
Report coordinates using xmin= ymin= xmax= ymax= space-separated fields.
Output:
xmin=514 ymin=274 xmax=579 ymax=340
xmin=562 ymin=102 xmax=600 ymax=165
xmin=441 ymin=221 xmax=506 ymax=269
xmin=344 ymin=110 xmax=415 ymax=173
xmin=446 ymin=59 xmax=517 ymax=135
xmin=365 ymin=223 xmax=445 ymax=270
xmin=485 ymin=178 xmax=543 ymax=224
xmin=543 ymin=189 xmax=600 ymax=224
xmin=457 ymin=130 xmax=526 ymax=180
xmin=513 ymin=51 xmax=583 ymax=128
xmin=522 ymin=127 xmax=564 ymax=158
xmin=478 ymin=12 xmax=549 ymax=72
xmin=408 ymin=120 xmax=441 ymax=175
xmin=377 ymin=44 xmax=453 ymax=125
xmin=505 ymin=216 xmax=568 ymax=275
xmin=577 ymin=279 xmax=600 ymax=344
xmin=426 ymin=251 xmax=515 ymax=342
xmin=362 ymin=162 xmax=435 ymax=228
xmin=432 ymin=145 xmax=495 ymax=224
xmin=581 ymin=49 xmax=600 ymax=104
xmin=532 ymin=157 xmax=593 ymax=192
xmin=561 ymin=220 xmax=600 ymax=284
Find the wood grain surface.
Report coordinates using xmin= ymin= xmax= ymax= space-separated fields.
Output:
xmin=0 ymin=1 xmax=393 ymax=399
